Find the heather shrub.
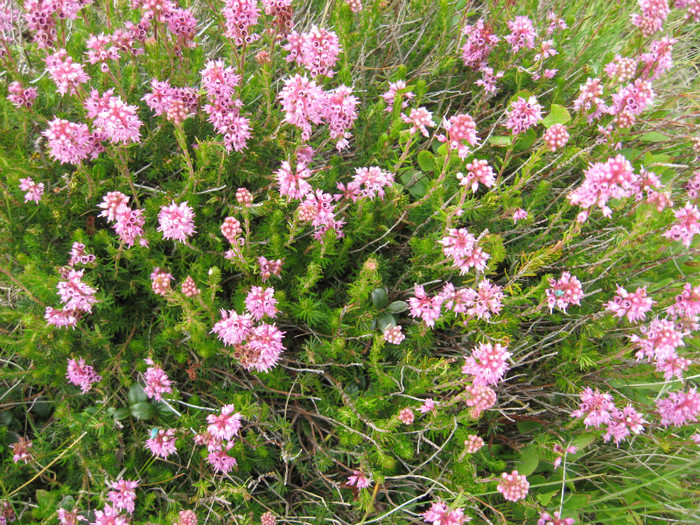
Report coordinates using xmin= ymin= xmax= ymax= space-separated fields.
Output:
xmin=1 ymin=0 xmax=699 ymax=524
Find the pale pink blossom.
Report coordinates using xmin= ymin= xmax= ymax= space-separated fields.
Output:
xmin=497 ymin=470 xmax=529 ymax=502
xmin=158 ymin=201 xmax=196 ymax=243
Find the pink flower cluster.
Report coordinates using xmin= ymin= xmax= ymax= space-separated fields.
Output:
xmin=552 ymin=444 xmax=578 ymax=469
xmin=640 ymin=37 xmax=676 ymax=81
xmin=297 ymin=189 xmax=345 ymax=241
xmin=381 ymin=80 xmax=415 ymax=112
xmin=11 ymin=437 xmax=33 ymax=464
xmin=465 ymin=434 xmax=484 ymax=453
xmin=46 ymin=266 xmax=99 ymax=329
xmin=158 ymin=201 xmax=196 ymax=243
xmin=342 ymin=166 xmax=395 ymax=201
xmin=422 ymin=500 xmax=470 ymax=524
xmin=276 ymin=160 xmax=312 ymax=200
xmin=85 ymin=33 xmax=120 ymax=72
xmin=45 ymin=49 xmax=90 ymax=96
xmin=437 ymin=113 xmax=479 ymax=159
xmin=143 ymin=358 xmax=173 ymax=401
xmin=259 ymin=256 xmax=283 ymax=282
xmin=668 ymin=282 xmax=700 ymax=329
xmin=222 ymin=0 xmax=260 ymax=45
xmin=461 ymin=19 xmax=499 ymax=69
xmin=19 ymin=177 xmax=44 ymax=204
xmin=284 ymin=26 xmax=341 ymax=78
xmin=656 ymin=388 xmax=700 ymax=427
xmin=146 ymin=428 xmax=177 ymax=459
xmin=538 ymin=511 xmax=575 ymax=525
xmin=605 ymin=55 xmax=638 ymax=83
xmin=439 ymin=228 xmax=490 ymax=274
xmin=465 ymin=383 xmax=497 ymax=417
xmin=420 ymin=398 xmax=437 ymax=415
xmin=194 ymin=404 xmax=243 ymax=473
xmin=143 ymin=79 xmax=199 ymax=124
xmin=85 ymin=89 xmax=143 ymax=144
xmin=98 ymin=191 xmax=147 ymax=248
xmin=398 ymin=407 xmax=414 ymax=424
xmin=107 ymin=479 xmax=138 ymax=514
xmin=572 ymin=78 xmax=607 ymax=123
xmin=458 ymin=159 xmax=496 ymax=193
xmin=603 ymin=404 xmax=647 ymax=445
xmin=7 ymin=82 xmax=37 ymax=109
xmin=67 ymin=357 xmax=102 ymax=393
xmin=383 ymin=325 xmax=405 ymax=344
xmin=462 ymin=342 xmax=511 ymax=386
xmin=505 ymin=16 xmax=537 ymax=53
xmin=543 ymin=124 xmax=569 ymax=152
xmin=408 ymin=285 xmax=444 ymax=327
xmin=567 ymin=155 xmax=639 ymax=220
xmin=401 ymin=107 xmax=435 ymax=137
xmin=212 ymin=289 xmax=285 ymax=373
xmin=181 ymin=275 xmax=200 ymax=297
xmin=631 ymin=0 xmax=670 ymax=36
xmin=200 ymin=59 xmax=250 ymax=152
xmin=505 ymin=96 xmax=543 ymax=135
xmin=631 ymin=317 xmax=689 ymax=381
xmin=663 ymin=203 xmax=700 ymax=248
xmin=609 ymin=79 xmax=655 ymax=128
xmin=91 ymin=504 xmax=129 ymax=525
xmin=43 ymin=118 xmax=101 ymax=165
xmin=151 ymin=267 xmax=173 ymax=296
xmin=605 ymin=286 xmax=655 ymax=323
xmin=497 ymin=470 xmax=529 ymax=502
xmin=346 ymin=470 xmax=371 ymax=489
xmin=278 ymin=75 xmax=357 ymax=147
xmin=571 ymin=387 xmax=615 ymax=428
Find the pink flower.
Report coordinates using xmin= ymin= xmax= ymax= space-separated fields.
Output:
xmin=552 ymin=444 xmax=578 ymax=469
xmin=458 ymin=159 xmax=496 ymax=192
xmin=401 ymin=107 xmax=435 ymax=137
xmin=538 ymin=511 xmax=575 ymax=525
xmin=383 ymin=325 xmax=405 ymax=344
xmin=221 ymin=217 xmax=243 ymax=244
xmin=91 ymin=505 xmax=129 ymax=525
xmin=663 ymin=203 xmax=700 ymax=248
xmin=398 ymin=407 xmax=414 ymax=424
xmin=88 ymin=91 xmax=143 ymax=144
xmin=603 ymin=405 xmax=647 ymax=445
xmin=283 ymin=25 xmax=341 ymax=78
xmin=572 ymin=387 xmax=615 ymax=428
xmin=222 ymin=0 xmax=260 ymax=46
xmin=46 ymin=307 xmax=79 ymax=329
xmin=7 ymin=81 xmax=37 ymax=109
xmin=19 ymin=177 xmax=44 ymax=204
xmin=631 ymin=317 xmax=685 ymax=362
xmin=85 ymin=33 xmax=120 ymax=72
xmin=631 ymin=0 xmax=670 ymax=36
xmin=207 ymin=404 xmax=242 ymax=441
xmin=657 ymin=388 xmax=700 ymax=427
xmin=605 ymin=286 xmax=654 ymax=323
xmin=207 ymin=447 xmax=237 ymax=473
xmin=242 ymin=323 xmax=286 ymax=372
xmin=408 ymin=285 xmax=444 ymax=327
xmin=258 ymin=256 xmax=283 ymax=281
xmin=212 ymin=309 xmax=253 ymax=346
xmin=512 ymin=208 xmax=528 ymax=223
xmin=45 ymin=49 xmax=90 ymax=96
xmin=497 ymin=470 xmax=529 ymax=502
xmin=345 ymin=0 xmax=362 ymax=13
xmin=439 ymin=228 xmax=490 ymax=274
xmin=462 ymin=342 xmax=511 ymax=386
xmin=146 ymin=428 xmax=177 ymax=458
xmin=465 ymin=383 xmax=496 ymax=417
xmin=57 ymin=508 xmax=85 ymax=525
xmin=278 ymin=74 xmax=326 ymax=141
xmin=113 ymin=204 xmax=146 ymax=248
xmin=573 ymin=78 xmax=607 ymax=122
xmin=419 ymin=398 xmax=437 ymax=415
xmin=67 ymin=358 xmax=102 ymax=393
xmin=43 ymin=118 xmax=93 ymax=165
xmin=475 ymin=67 xmax=504 ymax=94
xmin=245 ymin=286 xmax=278 ymax=320
xmin=107 ymin=479 xmax=138 ymax=514
xmin=150 ymin=267 xmax=173 ymax=296
xmin=605 ymin=55 xmax=638 ymax=83
xmin=504 ymin=16 xmax=537 ymax=53
xmin=381 ymin=80 xmax=415 ymax=112
xmin=11 ymin=436 xmax=32 ymax=463
xmin=422 ymin=500 xmax=470 ymax=524
xmin=158 ymin=201 xmax=196 ymax=243
xmin=437 ymin=114 xmax=480 ymax=159
xmin=464 ymin=434 xmax=484 ymax=453
xmin=543 ymin=124 xmax=569 ymax=151
xmin=546 ymin=272 xmax=583 ymax=313
xmin=351 ymin=166 xmax=395 ymax=200
xmin=143 ymin=359 xmax=173 ymax=401
xmin=347 ymin=470 xmax=371 ymax=489
xmin=177 ymin=510 xmax=198 ymax=525
xmin=57 ymin=269 xmax=98 ymax=313
xmin=276 ymin=161 xmax=312 ymax=200
xmin=181 ymin=276 xmax=200 ymax=297
xmin=505 ymin=96 xmax=543 ymax=135
xmin=461 ymin=19 xmax=499 ymax=68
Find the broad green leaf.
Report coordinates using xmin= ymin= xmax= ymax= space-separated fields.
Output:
xmin=372 ymin=287 xmax=389 ymax=309
xmin=489 ymin=135 xmax=512 ymax=147
xmin=417 ymin=150 xmax=436 ymax=173
xmin=638 ymin=131 xmax=670 ymax=142
xmin=542 ymin=104 xmax=572 ymax=128
xmin=130 ymin=402 xmax=155 ymax=421
xmin=387 ymin=301 xmax=409 ymax=314
xmin=516 ymin=445 xmax=540 ymax=476
xmin=128 ymin=383 xmax=148 ymax=405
